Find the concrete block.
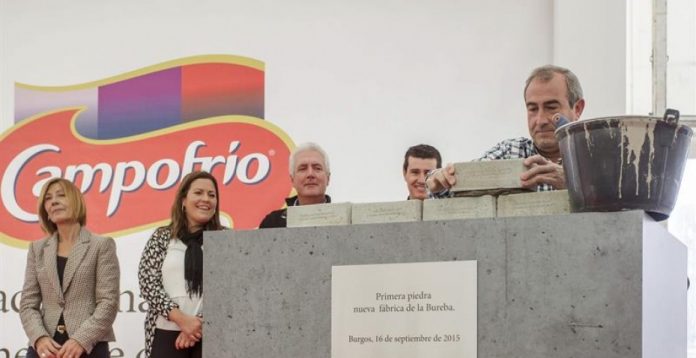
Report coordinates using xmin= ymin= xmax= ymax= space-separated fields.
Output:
xmin=450 ymin=159 xmax=525 ymax=192
xmin=287 ymin=202 xmax=352 ymax=227
xmin=206 ymin=211 xmax=687 ymax=358
xmin=497 ymin=190 xmax=570 ymax=217
xmin=423 ymin=195 xmax=496 ymax=221
xmin=351 ymin=200 xmax=422 ymax=224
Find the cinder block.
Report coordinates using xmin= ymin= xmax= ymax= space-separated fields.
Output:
xmin=423 ymin=195 xmax=496 ymax=221
xmin=287 ymin=203 xmax=352 ymax=227
xmin=351 ymin=200 xmax=422 ymax=224
xmin=450 ymin=159 xmax=526 ymax=192
xmin=497 ymin=190 xmax=571 ymax=217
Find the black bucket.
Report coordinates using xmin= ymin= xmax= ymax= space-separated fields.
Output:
xmin=555 ymin=110 xmax=693 ymax=221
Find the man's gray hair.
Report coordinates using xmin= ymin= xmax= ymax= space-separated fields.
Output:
xmin=524 ymin=65 xmax=584 ymax=107
xmin=289 ymin=142 xmax=331 ymax=176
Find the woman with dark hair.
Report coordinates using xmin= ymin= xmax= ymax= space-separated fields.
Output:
xmin=20 ymin=178 xmax=120 ymax=358
xmin=138 ymin=171 xmax=224 ymax=358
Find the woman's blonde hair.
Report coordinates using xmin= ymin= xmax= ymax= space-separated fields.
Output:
xmin=37 ymin=178 xmax=87 ymax=234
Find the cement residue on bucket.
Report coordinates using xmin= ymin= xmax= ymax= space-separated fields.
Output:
xmin=619 ymin=118 xmax=656 ymax=198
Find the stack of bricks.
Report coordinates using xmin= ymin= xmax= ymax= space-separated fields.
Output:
xmin=286 ymin=159 xmax=571 ymax=227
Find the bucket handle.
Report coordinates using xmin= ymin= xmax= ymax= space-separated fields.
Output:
xmin=663 ymin=108 xmax=680 ymax=125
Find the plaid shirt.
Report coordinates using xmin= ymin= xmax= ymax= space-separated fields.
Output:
xmin=429 ymin=137 xmax=555 ymax=198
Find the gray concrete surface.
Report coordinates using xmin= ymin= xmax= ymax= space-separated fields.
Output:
xmin=204 ymin=210 xmax=686 ymax=358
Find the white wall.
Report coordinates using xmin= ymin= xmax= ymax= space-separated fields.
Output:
xmin=554 ymin=0 xmax=628 ymax=118
xmin=0 ymin=0 xmax=555 ymax=204
xmin=667 ymin=0 xmax=696 ymax=114
xmin=0 ymin=0 xmax=629 ymax=355
xmin=0 ymin=0 xmax=629 ymax=204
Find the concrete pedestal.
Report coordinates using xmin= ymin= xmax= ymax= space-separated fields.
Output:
xmin=204 ymin=211 xmax=686 ymax=357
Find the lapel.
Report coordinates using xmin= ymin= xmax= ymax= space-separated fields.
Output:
xmin=62 ymin=227 xmax=91 ymax=294
xmin=42 ymin=233 xmax=63 ymax=301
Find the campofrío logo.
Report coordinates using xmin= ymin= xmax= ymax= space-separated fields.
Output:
xmin=1 ymin=55 xmax=294 ymax=247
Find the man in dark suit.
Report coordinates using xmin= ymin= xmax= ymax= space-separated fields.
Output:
xmin=259 ymin=142 xmax=332 ymax=228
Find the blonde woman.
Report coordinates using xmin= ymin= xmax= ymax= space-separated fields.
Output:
xmin=20 ymin=178 xmax=120 ymax=358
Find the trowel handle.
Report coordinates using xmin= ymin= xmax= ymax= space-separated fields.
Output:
xmin=552 ymin=113 xmax=570 ymax=128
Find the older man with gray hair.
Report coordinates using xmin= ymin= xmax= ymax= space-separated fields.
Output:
xmin=259 ymin=142 xmax=332 ymax=228
xmin=427 ymin=64 xmax=586 ymax=197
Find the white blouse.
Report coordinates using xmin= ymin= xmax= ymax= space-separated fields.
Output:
xmin=155 ymin=238 xmax=202 ymax=331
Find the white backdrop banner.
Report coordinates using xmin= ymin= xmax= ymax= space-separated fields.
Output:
xmin=1 ymin=1 xmax=629 ymax=355
xmin=0 ymin=55 xmax=295 ymax=356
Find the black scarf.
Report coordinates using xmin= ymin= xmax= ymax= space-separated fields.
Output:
xmin=180 ymin=229 xmax=203 ymax=297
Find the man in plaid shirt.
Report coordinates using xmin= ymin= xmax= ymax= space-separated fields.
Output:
xmin=426 ymin=65 xmax=586 ymax=197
